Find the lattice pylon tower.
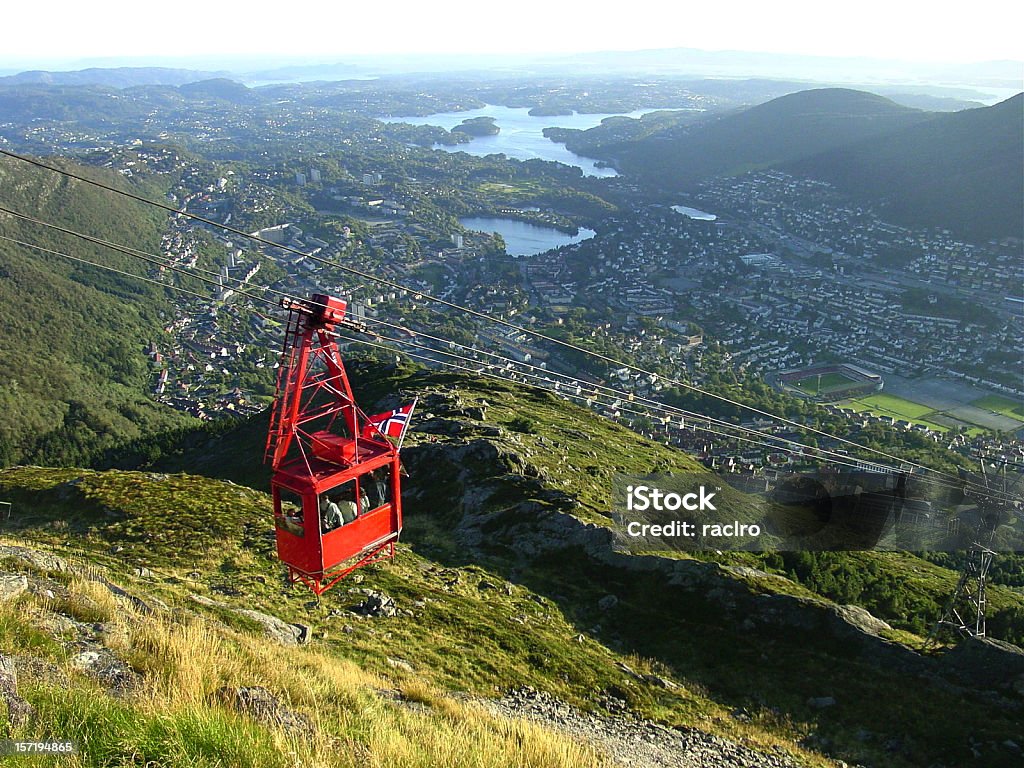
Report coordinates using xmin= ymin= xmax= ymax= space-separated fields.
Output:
xmin=928 ymin=542 xmax=996 ymax=644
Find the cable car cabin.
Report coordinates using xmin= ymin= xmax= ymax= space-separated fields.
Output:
xmin=265 ymin=294 xmax=408 ymax=595
xmin=271 ymin=441 xmax=402 ymax=595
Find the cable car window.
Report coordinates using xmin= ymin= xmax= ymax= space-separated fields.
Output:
xmin=320 ymin=482 xmax=357 ymax=532
xmin=275 ymin=489 xmax=305 ymax=538
xmin=364 ymin=466 xmax=391 ymax=512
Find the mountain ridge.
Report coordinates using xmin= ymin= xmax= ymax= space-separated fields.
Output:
xmin=0 ymin=156 xmax=194 ymax=466
xmin=596 ymin=88 xmax=933 ymax=185
xmin=569 ymin=87 xmax=1021 ymax=240
xmin=785 ymin=92 xmax=1024 ymax=240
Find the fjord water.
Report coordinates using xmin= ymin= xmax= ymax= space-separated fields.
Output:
xmin=381 ymin=104 xmax=685 ymax=177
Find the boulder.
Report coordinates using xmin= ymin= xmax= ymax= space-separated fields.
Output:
xmin=0 ymin=654 xmax=35 ymax=726
xmin=349 ymin=591 xmax=397 ymax=618
xmin=0 ymin=573 xmax=28 ymax=602
xmin=597 ymin=594 xmax=619 ymax=611
xmin=70 ymin=647 xmax=140 ymax=694
xmin=237 ymin=610 xmax=311 ymax=646
xmin=0 ymin=545 xmax=69 ymax=572
xmin=214 ymin=685 xmax=314 ymax=737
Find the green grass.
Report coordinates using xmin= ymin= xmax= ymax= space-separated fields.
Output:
xmin=5 ymin=365 xmax=1024 ymax=766
xmin=847 ymin=393 xmax=936 ymax=420
xmin=791 ymin=372 xmax=858 ymax=395
xmin=14 ymin=686 xmax=290 ymax=768
xmin=844 ymin=392 xmax=995 ymax=435
xmin=970 ymin=394 xmax=1024 ymax=420
xmin=844 ymin=393 xmax=953 ymax=432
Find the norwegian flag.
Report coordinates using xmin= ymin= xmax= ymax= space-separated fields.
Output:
xmin=362 ymin=401 xmax=416 ymax=443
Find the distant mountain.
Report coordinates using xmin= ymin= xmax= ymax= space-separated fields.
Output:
xmin=602 ymin=88 xmax=933 ymax=185
xmin=177 ymin=78 xmax=256 ymax=104
xmin=0 ymin=84 xmax=154 ymax=123
xmin=878 ymin=92 xmax=985 ymax=112
xmin=0 ymin=66 xmax=225 ymax=88
xmin=238 ymin=61 xmax=371 ymax=84
xmin=786 ymin=93 xmax=1024 ymax=240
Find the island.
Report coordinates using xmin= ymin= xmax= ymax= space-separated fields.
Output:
xmin=528 ymin=105 xmax=574 ymax=117
xmin=451 ymin=116 xmax=500 ymax=136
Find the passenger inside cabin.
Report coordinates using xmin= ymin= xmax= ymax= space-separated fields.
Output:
xmin=280 ymin=508 xmax=304 ymax=537
xmin=336 ymin=486 xmax=358 ymax=525
xmin=319 ymin=494 xmax=343 ymax=533
xmin=359 ymin=484 xmax=370 ymax=515
xmin=369 ymin=467 xmax=390 ymax=508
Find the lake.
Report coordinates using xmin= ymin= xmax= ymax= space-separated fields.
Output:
xmin=460 ymin=217 xmax=596 ymax=257
xmin=671 ymin=205 xmax=718 ymax=221
xmin=380 ymin=104 xmax=689 ymax=177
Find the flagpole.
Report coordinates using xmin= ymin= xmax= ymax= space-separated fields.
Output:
xmin=396 ymin=397 xmax=418 ymax=452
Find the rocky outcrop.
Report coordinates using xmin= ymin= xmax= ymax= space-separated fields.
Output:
xmin=0 ymin=654 xmax=35 ymax=727
xmin=349 ymin=590 xmax=398 ymax=618
xmin=0 ymin=572 xmax=28 ymax=602
xmin=0 ymin=544 xmax=69 ymax=573
xmin=944 ymin=636 xmax=1024 ymax=692
xmin=402 ymin=422 xmax=1023 ymax=697
xmin=214 ymin=685 xmax=314 ymax=737
xmin=189 ymin=594 xmax=310 ymax=645
xmin=70 ymin=647 xmax=140 ymax=695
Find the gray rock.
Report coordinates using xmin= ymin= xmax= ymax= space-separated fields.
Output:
xmin=827 ymin=603 xmax=891 ymax=637
xmin=237 ymin=610 xmax=310 ymax=646
xmin=350 ymin=590 xmax=398 ymax=618
xmin=0 ymin=545 xmax=69 ymax=572
xmin=0 ymin=573 xmax=28 ymax=602
xmin=643 ymin=673 xmax=679 ymax=689
xmin=386 ymin=657 xmax=414 ymax=673
xmin=214 ymin=685 xmax=314 ymax=737
xmin=70 ymin=648 xmax=139 ymax=694
xmin=807 ymin=696 xmax=837 ymax=709
xmin=597 ymin=594 xmax=619 ymax=611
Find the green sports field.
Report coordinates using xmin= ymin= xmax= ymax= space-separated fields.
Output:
xmin=844 ymin=392 xmax=984 ymax=435
xmin=971 ymin=394 xmax=1024 ymax=420
xmin=790 ymin=371 xmax=859 ymax=395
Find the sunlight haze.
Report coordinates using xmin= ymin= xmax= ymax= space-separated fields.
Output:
xmin=3 ymin=0 xmax=1022 ymax=68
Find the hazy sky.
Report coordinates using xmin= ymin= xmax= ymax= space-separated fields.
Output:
xmin=2 ymin=0 xmax=1021 ymax=68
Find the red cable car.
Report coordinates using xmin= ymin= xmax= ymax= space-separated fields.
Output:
xmin=265 ymin=294 xmax=405 ymax=595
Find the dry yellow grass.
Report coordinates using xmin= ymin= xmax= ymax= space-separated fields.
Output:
xmin=52 ymin=577 xmax=120 ymax=624
xmin=51 ymin=584 xmax=606 ymax=768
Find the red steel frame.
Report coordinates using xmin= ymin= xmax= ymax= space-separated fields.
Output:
xmin=266 ymin=294 xmax=403 ymax=595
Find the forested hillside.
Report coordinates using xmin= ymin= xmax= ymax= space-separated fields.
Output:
xmin=786 ymin=93 xmax=1024 ymax=240
xmin=0 ymin=157 xmax=195 ymax=466
xmin=592 ymin=89 xmax=932 ymax=186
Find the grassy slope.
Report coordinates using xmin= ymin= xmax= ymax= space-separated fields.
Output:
xmin=0 ymin=548 xmax=602 ymax=768
xmin=3 ymin=365 xmax=1023 ymax=766
xmin=0 ymin=468 xmax=825 ymax=767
